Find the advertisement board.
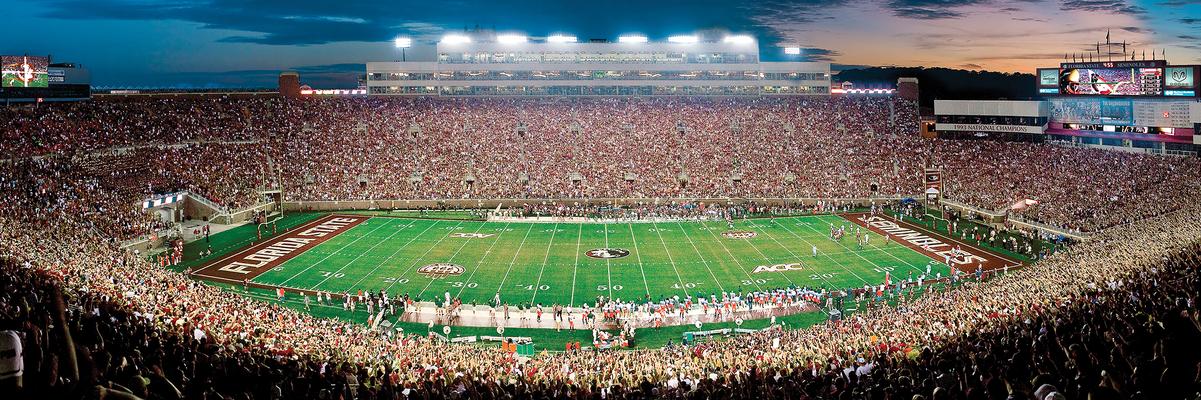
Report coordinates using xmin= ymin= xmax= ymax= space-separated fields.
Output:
xmin=1164 ymin=66 xmax=1194 ymax=89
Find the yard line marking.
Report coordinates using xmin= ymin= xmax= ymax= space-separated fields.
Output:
xmin=627 ymin=223 xmax=652 ymax=298
xmin=699 ymin=220 xmax=794 ymax=288
xmin=672 ymin=221 xmax=728 ymax=293
xmin=569 ymin=224 xmax=582 ymax=306
xmin=747 ymin=219 xmax=826 ymax=288
xmin=603 ymin=223 xmax=613 ymax=299
xmin=650 ymin=221 xmax=696 ymax=298
xmin=307 ymin=218 xmax=418 ymax=289
xmin=343 ymin=219 xmax=440 ymax=291
xmin=769 ymin=218 xmax=871 ymax=287
xmin=388 ymin=219 xmax=468 ymax=295
xmin=441 ymin=221 xmax=513 ymax=299
xmin=529 ymin=223 xmax=559 ymax=304
xmin=492 ymin=223 xmax=537 ymax=298
xmin=279 ymin=218 xmax=394 ymax=286
xmin=847 ymin=213 xmax=989 ymax=276
xmin=814 ymin=215 xmax=927 ymax=278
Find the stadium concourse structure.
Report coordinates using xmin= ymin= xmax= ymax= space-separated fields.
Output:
xmin=365 ymin=32 xmax=830 ymax=96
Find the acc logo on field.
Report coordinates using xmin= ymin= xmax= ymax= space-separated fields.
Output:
xmin=722 ymin=230 xmax=758 ymax=239
xmin=450 ymin=232 xmax=495 ymax=238
xmin=417 ymin=263 xmax=466 ymax=278
xmin=752 ymin=263 xmax=804 ymax=274
xmin=585 ymin=248 xmax=631 ymax=259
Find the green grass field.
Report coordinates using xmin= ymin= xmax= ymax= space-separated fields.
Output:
xmin=246 ymin=214 xmax=946 ymax=307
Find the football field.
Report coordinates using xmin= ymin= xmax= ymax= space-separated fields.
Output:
xmin=192 ymin=213 xmax=1000 ymax=308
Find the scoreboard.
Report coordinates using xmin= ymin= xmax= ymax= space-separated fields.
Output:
xmin=1036 ymin=61 xmax=1199 ymax=98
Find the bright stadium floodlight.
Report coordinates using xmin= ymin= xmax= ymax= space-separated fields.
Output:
xmin=723 ymin=35 xmax=754 ymax=45
xmin=394 ymin=37 xmax=412 ymax=48
xmin=440 ymin=34 xmax=472 ymax=45
xmin=784 ymin=47 xmax=801 ymax=55
xmin=547 ymin=34 xmax=577 ymax=43
xmin=618 ymin=35 xmax=648 ymax=44
xmin=497 ymin=34 xmax=528 ymax=45
xmin=668 ymin=35 xmax=698 ymax=44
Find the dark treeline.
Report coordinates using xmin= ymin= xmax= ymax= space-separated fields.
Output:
xmin=835 ymin=67 xmax=1037 ymax=109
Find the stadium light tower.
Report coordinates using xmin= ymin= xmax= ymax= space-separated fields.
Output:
xmin=497 ymin=34 xmax=528 ymax=45
xmin=784 ymin=47 xmax=801 ymax=55
xmin=723 ymin=35 xmax=755 ymax=45
xmin=394 ymin=37 xmax=412 ymax=61
xmin=668 ymin=35 xmax=698 ymax=44
xmin=547 ymin=34 xmax=577 ymax=43
xmin=440 ymin=34 xmax=472 ymax=45
xmin=618 ymin=35 xmax=648 ymax=44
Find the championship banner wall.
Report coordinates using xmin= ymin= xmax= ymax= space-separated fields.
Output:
xmin=935 ymin=123 xmax=1045 ymax=134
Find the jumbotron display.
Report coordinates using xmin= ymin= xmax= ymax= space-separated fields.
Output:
xmin=1059 ymin=66 xmax=1163 ymax=96
xmin=1 ymin=55 xmax=50 ymax=88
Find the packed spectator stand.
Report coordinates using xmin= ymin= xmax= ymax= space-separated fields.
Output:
xmin=2 ymin=96 xmax=1200 ymax=399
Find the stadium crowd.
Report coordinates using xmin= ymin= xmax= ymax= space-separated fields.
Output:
xmin=2 ymin=154 xmax=1201 ymax=396
xmin=6 ymin=97 xmax=1200 ymax=237
xmin=3 ymin=105 xmax=1201 ymax=398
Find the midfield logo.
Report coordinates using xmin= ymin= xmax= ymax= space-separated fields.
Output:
xmin=450 ymin=232 xmax=495 ymax=238
xmin=585 ymin=248 xmax=631 ymax=259
xmin=752 ymin=263 xmax=804 ymax=274
xmin=417 ymin=263 xmax=466 ymax=278
xmin=722 ymin=230 xmax=758 ymax=239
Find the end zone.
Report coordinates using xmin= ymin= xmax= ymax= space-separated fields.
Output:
xmin=190 ymin=214 xmax=367 ymax=286
xmin=841 ymin=212 xmax=1022 ymax=274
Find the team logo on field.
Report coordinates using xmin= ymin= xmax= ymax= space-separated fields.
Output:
xmin=450 ymin=232 xmax=495 ymax=238
xmin=585 ymin=248 xmax=631 ymax=259
xmin=752 ymin=263 xmax=804 ymax=274
xmin=417 ymin=263 xmax=466 ymax=278
xmin=722 ymin=230 xmax=758 ymax=239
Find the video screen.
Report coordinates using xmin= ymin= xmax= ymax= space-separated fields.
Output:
xmin=1037 ymin=69 xmax=1059 ymax=87
xmin=1048 ymin=98 xmax=1134 ymax=125
xmin=1060 ymin=67 xmax=1163 ymax=96
xmin=1 ymin=55 xmax=50 ymax=88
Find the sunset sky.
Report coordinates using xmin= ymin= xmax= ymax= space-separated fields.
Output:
xmin=3 ymin=0 xmax=1199 ymax=87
